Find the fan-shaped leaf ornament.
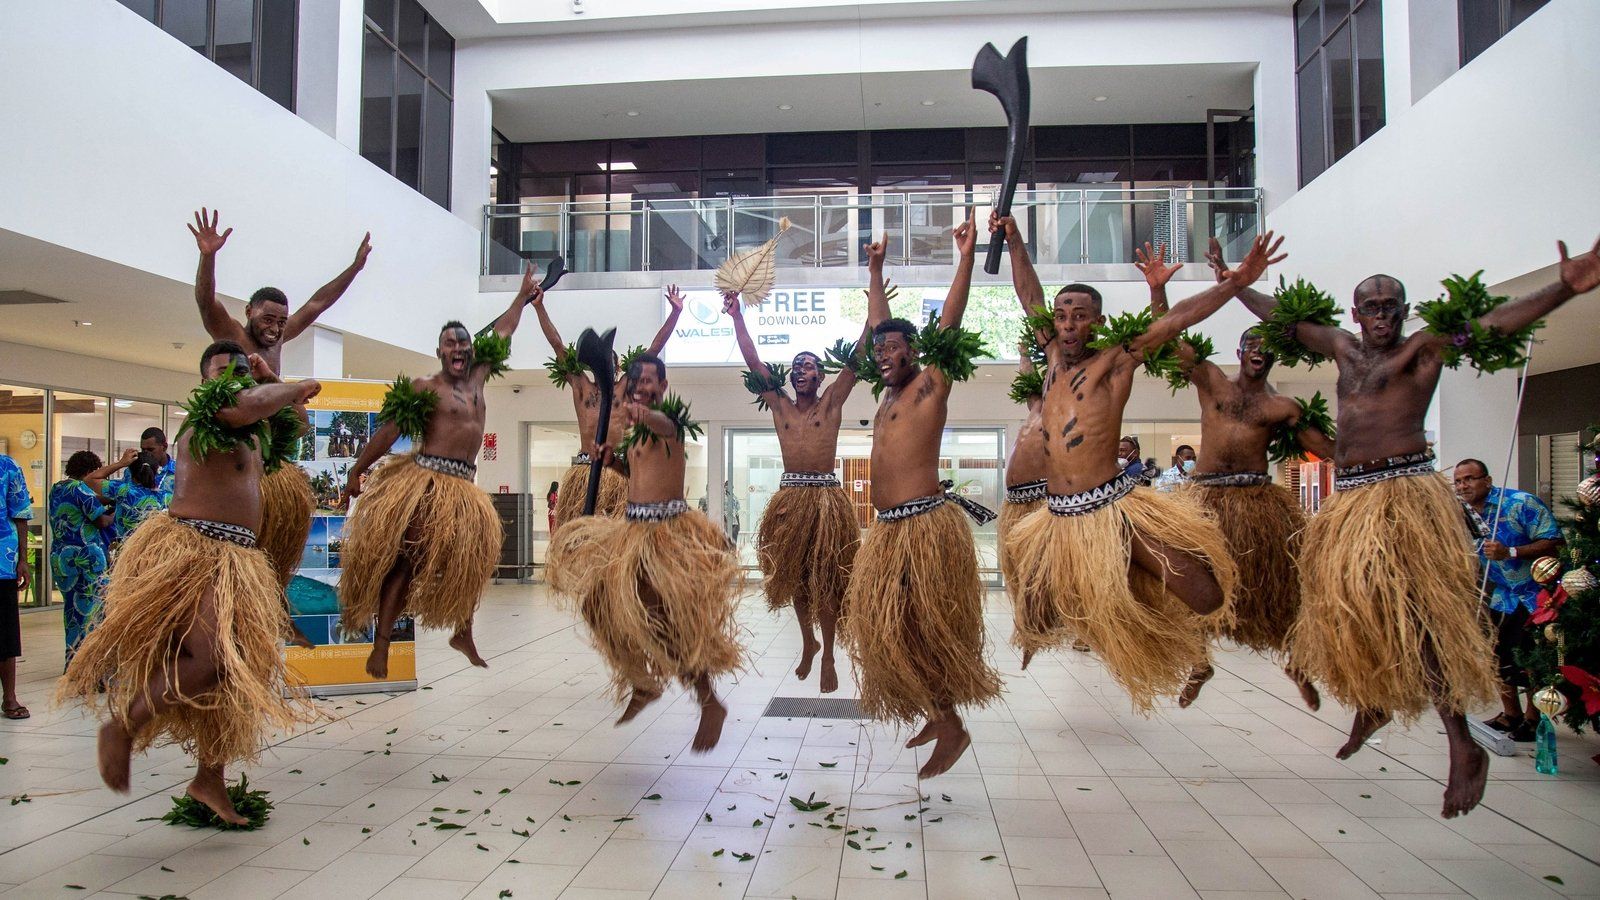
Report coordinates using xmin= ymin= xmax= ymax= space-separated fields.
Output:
xmin=715 ymin=217 xmax=791 ymax=308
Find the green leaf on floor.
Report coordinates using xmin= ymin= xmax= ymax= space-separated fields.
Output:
xmin=705 ymin=813 xmax=713 ymax=822
xmin=643 ymin=793 xmax=662 ymax=800
xmin=287 ymin=769 xmax=302 ymax=774
xmin=512 ymin=828 xmax=529 ymax=837
xmin=847 ymin=840 xmax=861 ymax=850
xmin=159 ymin=775 xmax=272 ymax=830
xmin=734 ymin=852 xmax=754 ymax=862
xmin=435 ymin=823 xmax=464 ymax=831
xmin=302 ymin=838 xmax=310 ymax=846
xmin=476 ymin=844 xmax=489 ymax=851
xmin=499 ymin=891 xmax=512 ymax=898
xmin=1546 ymin=876 xmax=1565 ymax=885
xmin=712 ymin=848 xmax=725 ymax=857
xmin=361 ymin=828 xmax=371 ymax=834
xmin=894 ymin=871 xmax=907 ymax=879
xmin=752 ymin=819 xmax=763 ymax=827
xmin=980 ymin=855 xmax=996 ymax=861
xmin=160 ymin=866 xmax=174 ymax=872
xmin=431 ymin=773 xmax=450 ymax=783
xmin=871 ymin=866 xmax=883 ymax=872
xmin=615 ymin=817 xmax=635 ymax=823
xmin=561 ymin=814 xmax=571 ymax=822
xmin=386 ymin=728 xmax=398 ymax=735
xmin=819 ymin=762 xmax=837 ymax=768
xmin=788 ymin=793 xmax=828 ymax=813
xmin=10 ymin=795 xmax=31 ymax=805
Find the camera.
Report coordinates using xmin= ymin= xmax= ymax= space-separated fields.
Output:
xmin=511 ymin=385 xmax=523 ymax=394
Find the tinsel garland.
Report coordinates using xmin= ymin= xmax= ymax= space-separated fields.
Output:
xmin=742 ymin=363 xmax=790 ymax=411
xmin=1266 ymin=391 xmax=1336 ymax=464
xmin=1417 ymin=270 xmax=1541 ymax=374
xmin=1160 ymin=332 xmax=1216 ymax=393
xmin=378 ymin=375 xmax=439 ymax=441
xmin=1009 ymin=368 xmax=1044 ymax=404
xmin=620 ymin=393 xmax=704 ymax=458
xmin=1261 ymin=276 xmax=1341 ymax=368
xmin=544 ymin=343 xmax=588 ymax=389
xmin=472 ymin=332 xmax=513 ymax=380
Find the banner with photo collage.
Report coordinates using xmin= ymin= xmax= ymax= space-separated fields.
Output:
xmin=282 ymin=379 xmax=417 ymax=695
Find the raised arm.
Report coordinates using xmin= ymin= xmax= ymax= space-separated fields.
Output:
xmin=1136 ymin=242 xmax=1180 ymax=318
xmin=490 ymin=263 xmax=543 ymax=341
xmin=724 ymin=292 xmax=766 ymax=372
xmin=649 ymin=285 xmax=687 ymax=356
xmin=865 ymin=233 xmax=893 ymax=329
xmin=626 ymin=400 xmax=676 ymax=438
xmin=218 ymin=379 xmax=321 ymax=429
xmin=992 ymin=212 xmax=1045 ymax=317
xmin=284 ymin=232 xmax=373 ymax=341
xmin=188 ymin=208 xmax=244 ymax=342
xmin=529 ymin=270 xmax=566 ymax=355
xmin=345 ymin=421 xmax=400 ymax=499
xmin=939 ymin=212 xmax=978 ymax=329
xmin=84 ymin=448 xmax=137 ymax=493
xmin=1207 ymin=237 xmax=1345 ymax=357
xmin=1474 ymin=236 xmax=1600 ymax=335
xmin=1132 ymin=231 xmax=1283 ymax=353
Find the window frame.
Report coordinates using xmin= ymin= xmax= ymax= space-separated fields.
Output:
xmin=361 ymin=0 xmax=454 ymax=208
xmin=119 ymin=0 xmax=298 ymax=111
xmin=1458 ymin=0 xmax=1550 ymax=66
xmin=1293 ymin=0 xmax=1385 ymax=187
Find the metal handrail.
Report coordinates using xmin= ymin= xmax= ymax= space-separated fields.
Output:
xmin=482 ymin=186 xmax=1263 ymax=275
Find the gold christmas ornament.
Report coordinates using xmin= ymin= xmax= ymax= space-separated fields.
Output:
xmin=1531 ymin=555 xmax=1562 ymax=585
xmin=1560 ymin=566 xmax=1597 ymax=596
xmin=1544 ymin=623 xmax=1561 ymax=643
xmin=1534 ymin=685 xmax=1568 ymax=718
xmin=714 ymin=217 xmax=791 ymax=308
xmin=1577 ymin=473 xmax=1600 ymax=508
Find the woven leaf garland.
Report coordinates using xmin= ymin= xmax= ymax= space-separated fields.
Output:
xmin=715 ymin=217 xmax=791 ymax=308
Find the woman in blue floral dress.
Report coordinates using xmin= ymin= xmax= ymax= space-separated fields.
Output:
xmin=89 ymin=449 xmax=172 ymax=547
xmin=48 ymin=451 xmax=114 ymax=665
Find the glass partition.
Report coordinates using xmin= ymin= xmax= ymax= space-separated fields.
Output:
xmin=113 ymin=400 xmax=165 ymax=458
xmin=0 ymin=385 xmax=48 ymax=606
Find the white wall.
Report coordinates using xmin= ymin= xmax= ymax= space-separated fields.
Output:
xmin=450 ymin=6 xmax=1298 ymax=223
xmin=0 ymin=341 xmax=197 ymax=403
xmin=0 ymin=0 xmax=485 ymax=360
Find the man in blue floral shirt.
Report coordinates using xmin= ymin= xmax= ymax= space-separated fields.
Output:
xmin=116 ymin=427 xmax=176 ymax=495
xmin=1454 ymin=458 xmax=1564 ymax=741
xmin=1 ymin=451 xmax=34 ymax=719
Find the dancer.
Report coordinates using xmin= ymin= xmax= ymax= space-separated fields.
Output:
xmin=1234 ymin=234 xmax=1600 ymax=818
xmin=547 ymin=353 xmax=741 ymax=751
xmin=537 ymin=284 xmax=684 ymax=528
xmin=1000 ymin=340 xmax=1055 ymax=667
xmin=1136 ymin=243 xmax=1334 ymax=709
xmin=61 ymin=342 xmax=317 ymax=824
xmin=339 ymin=271 xmax=539 ymax=678
xmin=188 ymin=209 xmax=371 ymax=615
xmin=1001 ymin=218 xmax=1282 ymax=710
xmin=841 ymin=217 xmax=1001 ymax=780
xmin=726 ymin=283 xmax=867 ymax=693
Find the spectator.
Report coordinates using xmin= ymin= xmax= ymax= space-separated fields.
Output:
xmin=547 ymin=480 xmax=559 ymax=534
xmin=1155 ymin=444 xmax=1199 ymax=492
xmin=1 ymin=450 xmax=33 ymax=719
xmin=723 ymin=480 xmax=741 ymax=545
xmin=118 ymin=427 xmax=176 ymax=494
xmin=1117 ymin=436 xmax=1146 ymax=481
xmin=89 ymin=449 xmax=171 ymax=547
xmin=49 ymin=451 xmax=114 ymax=667
xmin=1453 ymin=458 xmax=1564 ymax=741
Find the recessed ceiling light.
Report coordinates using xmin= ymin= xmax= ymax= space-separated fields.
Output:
xmin=920 ymin=100 xmax=936 ymax=106
xmin=76 ymin=320 xmax=92 ymax=326
xmin=1093 ymin=96 xmax=1108 ymax=102
xmin=625 ymin=110 xmax=640 ymax=117
xmin=778 ymin=104 xmax=792 ymax=110
xmin=114 ymin=400 xmax=133 ymax=409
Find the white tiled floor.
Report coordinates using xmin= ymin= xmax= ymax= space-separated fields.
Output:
xmin=3 ymin=583 xmax=1599 ymax=899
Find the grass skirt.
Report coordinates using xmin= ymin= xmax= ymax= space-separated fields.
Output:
xmin=1288 ymin=472 xmax=1498 ymax=719
xmin=840 ymin=502 xmax=1000 ymax=723
xmin=756 ymin=485 xmax=858 ymax=616
xmin=260 ymin=465 xmax=315 ymax=589
xmin=339 ymin=455 xmax=501 ymax=635
xmin=547 ymin=509 xmax=742 ymax=702
xmin=998 ymin=497 xmax=1054 ymax=655
xmin=1009 ymin=488 xmax=1236 ymax=711
xmin=555 ymin=463 xmax=627 ymax=530
xmin=56 ymin=514 xmax=311 ymax=766
xmin=1191 ymin=482 xmax=1304 ymax=654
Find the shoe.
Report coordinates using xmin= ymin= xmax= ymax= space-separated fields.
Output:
xmin=1482 ymin=713 xmax=1519 ymax=732
xmin=1508 ymin=720 xmax=1537 ymax=742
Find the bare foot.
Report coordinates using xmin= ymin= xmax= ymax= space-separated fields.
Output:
xmin=819 ymin=656 xmax=838 ymax=694
xmin=615 ymin=688 xmax=660 ymax=726
xmin=1336 ymin=708 xmax=1391 ymax=760
xmin=97 ymin=722 xmax=133 ymax=793
xmin=1021 ymin=648 xmax=1035 ymax=670
xmin=365 ymin=638 xmax=390 ymax=680
xmin=286 ymin=622 xmax=315 ymax=649
xmin=448 ymin=630 xmax=489 ymax=668
xmin=1178 ymin=665 xmax=1214 ymax=709
xmin=905 ymin=719 xmax=938 ymax=749
xmin=186 ymin=768 xmax=247 ymax=827
xmin=691 ymin=697 xmax=728 ymax=752
xmin=1290 ymin=670 xmax=1321 ymax=711
xmin=1441 ymin=741 xmax=1489 ymax=819
xmin=795 ymin=632 xmax=820 ymax=681
xmin=917 ymin=720 xmax=971 ymax=780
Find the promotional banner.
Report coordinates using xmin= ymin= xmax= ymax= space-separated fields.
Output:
xmin=661 ymin=284 xmax=1034 ymax=366
xmin=282 ymin=379 xmax=417 ymax=695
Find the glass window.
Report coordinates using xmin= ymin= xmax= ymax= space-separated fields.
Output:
xmin=394 ymin=63 xmax=424 ymax=189
xmin=422 ymin=85 xmax=452 ymax=207
xmin=1295 ymin=0 xmax=1380 ymax=186
xmin=213 ymin=0 xmax=257 ymax=86
xmin=360 ymin=30 xmax=394 ymax=172
xmin=701 ymin=135 xmax=763 ymax=169
xmin=258 ymin=0 xmax=297 ymax=110
xmin=1354 ymin=0 xmax=1385 ymax=141
xmin=118 ymin=0 xmax=159 ymax=23
xmin=1034 ymin=125 xmax=1131 ymax=159
xmin=612 ymin=136 xmax=700 ymax=171
xmin=113 ymin=401 xmax=165 ymax=459
xmin=870 ymin=129 xmax=964 ymax=164
xmin=1297 ymin=52 xmax=1326 ymax=184
xmin=396 ymin=0 xmax=426 ymax=66
xmin=163 ymin=0 xmax=210 ymax=53
xmin=1326 ymin=22 xmax=1355 ymax=162
xmin=1461 ymin=0 xmax=1550 ymax=64
xmin=426 ymin=17 xmax=453 ymax=92
xmin=767 ymin=131 xmax=857 ymax=166
xmin=1295 ymin=0 xmax=1321 ymax=65
xmin=1131 ymin=124 xmax=1207 ymax=157
xmin=362 ymin=0 xmax=453 ymax=208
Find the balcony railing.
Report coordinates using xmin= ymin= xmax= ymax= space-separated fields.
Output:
xmin=481 ymin=186 xmax=1263 ymax=277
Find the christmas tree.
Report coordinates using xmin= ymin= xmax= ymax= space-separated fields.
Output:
xmin=1519 ymin=428 xmax=1600 ymax=734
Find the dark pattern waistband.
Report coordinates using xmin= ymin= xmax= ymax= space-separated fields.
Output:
xmin=1190 ymin=471 xmax=1272 ymax=488
xmin=1047 ymin=472 xmax=1137 ymax=517
xmin=626 ymin=499 xmax=689 ymax=522
xmin=1005 ymin=480 xmax=1048 ymax=505
xmin=877 ymin=483 xmax=997 ymax=525
xmin=780 ymin=472 xmax=842 ymax=488
xmin=1334 ymin=450 xmax=1436 ymax=491
xmin=416 ymin=454 xmax=476 ymax=480
xmin=175 ymin=516 xmax=257 ymax=547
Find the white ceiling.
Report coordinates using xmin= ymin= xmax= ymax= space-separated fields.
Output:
xmin=491 ymin=63 xmax=1257 ymax=142
xmin=1484 ymin=264 xmax=1597 ymax=377
xmin=426 ymin=0 xmax=1290 ymax=40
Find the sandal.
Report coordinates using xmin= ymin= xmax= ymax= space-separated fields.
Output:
xmin=2 ymin=702 xmax=29 ymax=720
xmin=1482 ymin=713 xmax=1520 ymax=732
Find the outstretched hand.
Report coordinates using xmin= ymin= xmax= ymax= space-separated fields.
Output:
xmin=720 ymin=290 xmax=742 ymax=316
xmin=988 ymin=210 xmax=1019 ymax=242
xmin=1558 ymin=235 xmax=1600 ymax=296
xmin=519 ymin=262 xmax=544 ymax=305
xmin=665 ymin=284 xmax=686 ymax=312
xmin=1225 ymin=231 xmax=1285 ymax=287
xmin=953 ymin=211 xmax=977 ymax=258
xmin=1134 ymin=242 xmax=1181 ymax=289
xmin=188 ymin=208 xmax=232 ymax=255
xmin=296 ymin=379 xmax=322 ymax=404
xmin=1204 ymin=237 xmax=1229 ymax=284
xmin=352 ymin=232 xmax=373 ymax=270
xmin=119 ymin=447 xmax=140 ymax=466
xmin=864 ymin=232 xmax=888 ymax=269
xmin=247 ymin=353 xmax=277 ymax=383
